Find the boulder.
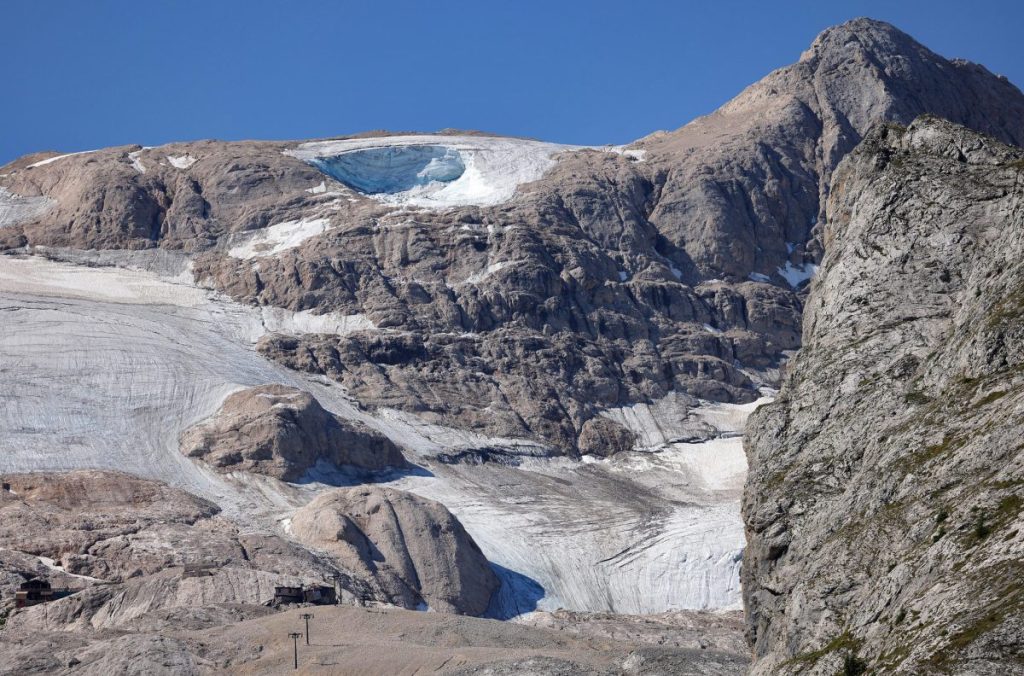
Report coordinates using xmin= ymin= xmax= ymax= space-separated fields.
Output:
xmin=291 ymin=486 xmax=499 ymax=615
xmin=180 ymin=384 xmax=406 ymax=481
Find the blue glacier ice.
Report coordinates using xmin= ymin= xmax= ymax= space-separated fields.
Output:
xmin=311 ymin=145 xmax=466 ymax=194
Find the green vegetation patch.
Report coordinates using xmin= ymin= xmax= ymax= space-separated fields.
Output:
xmin=900 ymin=433 xmax=964 ymax=470
xmin=992 ymin=494 xmax=1024 ymax=532
xmin=986 ymin=282 xmax=1024 ymax=328
xmin=926 ymin=561 xmax=1024 ymax=669
xmin=904 ymin=390 xmax=933 ymax=406
xmin=785 ymin=631 xmax=863 ymax=666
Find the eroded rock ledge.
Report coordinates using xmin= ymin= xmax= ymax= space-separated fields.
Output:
xmin=0 ymin=470 xmax=497 ymax=637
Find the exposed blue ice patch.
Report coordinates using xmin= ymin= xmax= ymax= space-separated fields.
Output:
xmin=311 ymin=145 xmax=466 ymax=194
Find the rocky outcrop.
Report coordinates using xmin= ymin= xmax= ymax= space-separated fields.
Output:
xmin=742 ymin=118 xmax=1024 ymax=673
xmin=1 ymin=469 xmax=491 ymax=635
xmin=179 ymin=384 xmax=406 ymax=480
xmin=5 ymin=21 xmax=1021 ymax=457
xmin=291 ymin=486 xmax=499 ymax=615
xmin=0 ymin=470 xmax=218 ymax=560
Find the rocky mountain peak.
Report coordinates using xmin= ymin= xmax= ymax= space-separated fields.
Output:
xmin=799 ymin=17 xmax=927 ymax=63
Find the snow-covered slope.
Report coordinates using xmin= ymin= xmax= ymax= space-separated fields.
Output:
xmin=0 ymin=252 xmax=760 ymax=614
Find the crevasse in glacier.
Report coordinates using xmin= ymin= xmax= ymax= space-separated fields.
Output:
xmin=311 ymin=145 xmax=465 ymax=194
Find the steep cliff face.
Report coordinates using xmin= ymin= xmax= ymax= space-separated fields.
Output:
xmin=743 ymin=117 xmax=1024 ymax=674
xmin=3 ymin=20 xmax=1022 ymax=458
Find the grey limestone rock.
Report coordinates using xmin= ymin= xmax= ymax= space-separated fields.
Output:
xmin=6 ymin=20 xmax=1021 ymax=458
xmin=742 ymin=117 xmax=1024 ymax=674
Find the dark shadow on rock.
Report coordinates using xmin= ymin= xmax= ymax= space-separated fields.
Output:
xmin=293 ymin=460 xmax=434 ymax=487
xmin=483 ymin=563 xmax=545 ymax=620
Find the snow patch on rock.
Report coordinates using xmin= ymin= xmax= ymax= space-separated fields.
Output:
xmin=228 ymin=218 xmax=331 ymax=259
xmin=128 ymin=150 xmax=146 ymax=173
xmin=464 ymin=260 xmax=521 ymax=285
xmin=166 ymin=154 xmax=198 ymax=169
xmin=777 ymin=260 xmax=819 ymax=288
xmin=260 ymin=307 xmax=376 ymax=335
xmin=27 ymin=150 xmax=97 ymax=168
xmin=600 ymin=391 xmax=773 ymax=451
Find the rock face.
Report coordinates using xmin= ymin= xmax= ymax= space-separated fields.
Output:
xmin=642 ymin=18 xmax=1024 ymax=282
xmin=4 ymin=20 xmax=1022 ymax=457
xmin=0 ymin=470 xmax=498 ymax=643
xmin=179 ymin=384 xmax=406 ymax=480
xmin=3 ymin=17 xmax=1024 ymax=674
xmin=0 ymin=471 xmax=383 ymax=629
xmin=743 ymin=118 xmax=1024 ymax=674
xmin=0 ymin=470 xmax=219 ymax=560
xmin=291 ymin=486 xmax=499 ymax=615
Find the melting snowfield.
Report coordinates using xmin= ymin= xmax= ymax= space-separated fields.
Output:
xmin=0 ymin=253 xmax=761 ymax=615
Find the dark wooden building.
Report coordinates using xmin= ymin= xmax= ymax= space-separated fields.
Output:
xmin=14 ymin=578 xmax=69 ymax=608
xmin=303 ymin=584 xmax=337 ymax=605
xmin=273 ymin=585 xmax=304 ymax=605
xmin=272 ymin=583 xmax=338 ymax=606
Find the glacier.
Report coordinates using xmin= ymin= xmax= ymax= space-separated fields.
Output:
xmin=0 ymin=252 xmax=761 ymax=616
xmin=287 ymin=134 xmax=586 ymax=208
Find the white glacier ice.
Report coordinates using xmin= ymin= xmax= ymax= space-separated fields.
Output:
xmin=0 ymin=253 xmax=770 ymax=617
xmin=310 ymin=145 xmax=466 ymax=195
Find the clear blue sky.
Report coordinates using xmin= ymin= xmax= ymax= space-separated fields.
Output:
xmin=3 ymin=0 xmax=1022 ymax=164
